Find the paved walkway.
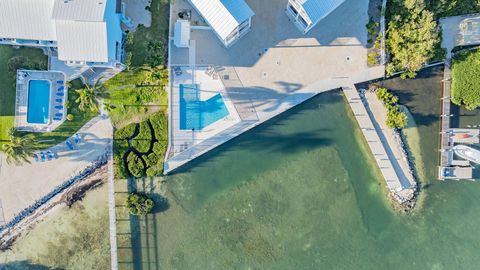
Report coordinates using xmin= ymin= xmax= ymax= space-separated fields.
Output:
xmin=342 ymin=85 xmax=414 ymax=202
xmin=0 ymin=114 xmax=113 ymax=223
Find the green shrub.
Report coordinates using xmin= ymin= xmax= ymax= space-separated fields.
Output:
xmin=66 ymin=114 xmax=74 ymax=121
xmin=451 ymin=49 xmax=480 ymax=110
xmin=114 ymin=154 xmax=128 ymax=179
xmin=146 ymin=167 xmax=159 ymax=177
xmin=127 ymin=152 xmax=145 ymax=177
xmin=125 ymin=193 xmax=154 ymax=216
xmin=368 ymin=52 xmax=378 ymax=66
xmin=150 ymin=112 xmax=168 ymax=140
xmin=7 ymin=56 xmax=45 ymax=74
xmin=131 ymin=121 xmax=152 ymax=153
xmin=376 ymin=87 xmax=408 ymax=129
xmin=114 ymin=123 xmax=137 ymax=140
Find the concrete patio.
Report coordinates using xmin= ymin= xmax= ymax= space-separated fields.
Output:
xmin=165 ymin=0 xmax=385 ymax=173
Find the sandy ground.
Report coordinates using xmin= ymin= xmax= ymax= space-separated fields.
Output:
xmin=0 ymin=115 xmax=113 ymax=225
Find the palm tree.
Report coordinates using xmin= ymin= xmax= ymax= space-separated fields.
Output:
xmin=1 ymin=134 xmax=36 ymax=165
xmin=75 ymin=78 xmax=109 ymax=112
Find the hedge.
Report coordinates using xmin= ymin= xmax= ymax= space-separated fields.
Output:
xmin=115 ymin=123 xmax=137 ymax=140
xmin=127 ymin=152 xmax=144 ymax=178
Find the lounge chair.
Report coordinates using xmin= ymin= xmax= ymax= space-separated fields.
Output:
xmin=57 ymin=80 xmax=64 ymax=84
xmin=66 ymin=140 xmax=74 ymax=150
xmin=55 ymin=105 xmax=63 ymax=109
xmin=55 ymin=98 xmax=63 ymax=103
xmin=75 ymin=133 xmax=80 ymax=144
xmin=58 ymin=86 xmax=64 ymax=91
xmin=46 ymin=151 xmax=55 ymax=160
xmin=33 ymin=153 xmax=39 ymax=162
xmin=40 ymin=152 xmax=46 ymax=162
xmin=53 ymin=117 xmax=62 ymax=121
xmin=55 ymin=113 xmax=63 ymax=117
xmin=56 ymin=92 xmax=64 ymax=97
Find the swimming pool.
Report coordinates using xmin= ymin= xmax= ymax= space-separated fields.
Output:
xmin=27 ymin=80 xmax=51 ymax=124
xmin=180 ymin=84 xmax=229 ymax=130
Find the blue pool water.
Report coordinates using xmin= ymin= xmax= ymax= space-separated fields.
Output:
xmin=180 ymin=84 xmax=229 ymax=130
xmin=27 ymin=80 xmax=51 ymax=124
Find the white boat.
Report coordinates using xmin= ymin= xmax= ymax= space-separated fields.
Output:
xmin=453 ymin=145 xmax=480 ymax=164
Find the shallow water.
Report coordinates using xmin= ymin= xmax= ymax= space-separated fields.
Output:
xmin=126 ymin=68 xmax=480 ymax=269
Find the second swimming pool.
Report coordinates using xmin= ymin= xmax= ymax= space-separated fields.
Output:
xmin=180 ymin=84 xmax=229 ymax=130
xmin=27 ymin=80 xmax=51 ymax=124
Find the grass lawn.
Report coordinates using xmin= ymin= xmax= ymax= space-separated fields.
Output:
xmin=104 ymin=67 xmax=168 ymax=127
xmin=451 ymin=48 xmax=480 ymax=110
xmin=0 ymin=45 xmax=47 ymax=146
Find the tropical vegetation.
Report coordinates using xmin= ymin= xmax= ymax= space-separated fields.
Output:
xmin=125 ymin=192 xmax=155 ymax=216
xmin=451 ymin=48 xmax=480 ymax=110
xmin=375 ymin=87 xmax=408 ymax=129
xmin=1 ymin=129 xmax=36 ymax=165
xmin=75 ymin=78 xmax=109 ymax=112
xmin=113 ymin=111 xmax=168 ymax=178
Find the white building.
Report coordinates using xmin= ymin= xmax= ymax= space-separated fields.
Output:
xmin=188 ymin=0 xmax=254 ymax=47
xmin=0 ymin=0 xmax=128 ymax=82
xmin=286 ymin=0 xmax=346 ymax=34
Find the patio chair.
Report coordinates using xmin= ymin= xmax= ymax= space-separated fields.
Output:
xmin=40 ymin=152 xmax=46 ymax=162
xmin=46 ymin=150 xmax=55 ymax=160
xmin=66 ymin=140 xmax=74 ymax=150
xmin=75 ymin=133 xmax=80 ymax=144
xmin=33 ymin=153 xmax=39 ymax=162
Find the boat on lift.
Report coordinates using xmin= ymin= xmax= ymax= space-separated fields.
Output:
xmin=453 ymin=145 xmax=480 ymax=164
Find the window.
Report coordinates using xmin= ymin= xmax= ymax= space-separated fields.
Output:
xmin=288 ymin=4 xmax=298 ymax=16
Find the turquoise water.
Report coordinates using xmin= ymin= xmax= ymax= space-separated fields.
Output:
xmin=123 ymin=68 xmax=480 ymax=269
xmin=27 ymin=79 xmax=50 ymax=124
xmin=179 ymin=84 xmax=229 ymax=130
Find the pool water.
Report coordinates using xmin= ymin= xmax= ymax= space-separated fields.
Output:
xmin=27 ymin=80 xmax=51 ymax=124
xmin=180 ymin=84 xmax=229 ymax=130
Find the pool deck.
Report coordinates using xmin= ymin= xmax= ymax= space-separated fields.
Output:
xmin=15 ymin=70 xmax=67 ymax=133
xmin=342 ymin=85 xmax=415 ymax=203
xmin=164 ymin=0 xmax=385 ymax=173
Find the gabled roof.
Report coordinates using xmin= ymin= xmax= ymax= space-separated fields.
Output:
xmin=56 ymin=21 xmax=108 ymax=62
xmin=296 ymin=0 xmax=345 ymax=25
xmin=0 ymin=0 xmax=57 ymax=41
xmin=189 ymin=0 xmax=254 ymax=41
xmin=52 ymin=0 xmax=107 ymax=22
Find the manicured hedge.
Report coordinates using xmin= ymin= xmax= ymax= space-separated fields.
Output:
xmin=127 ymin=152 xmax=144 ymax=178
xmin=131 ymin=121 xmax=152 ymax=153
xmin=114 ymin=123 xmax=137 ymax=140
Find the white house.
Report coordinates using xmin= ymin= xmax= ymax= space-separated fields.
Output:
xmin=188 ymin=0 xmax=254 ymax=47
xmin=0 ymin=0 xmax=128 ymax=82
xmin=286 ymin=0 xmax=346 ymax=34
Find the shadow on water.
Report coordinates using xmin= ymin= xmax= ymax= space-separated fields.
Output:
xmin=127 ymin=177 xmax=161 ymax=270
xmin=170 ymin=91 xmax=342 ymax=175
xmin=0 ymin=261 xmax=59 ymax=270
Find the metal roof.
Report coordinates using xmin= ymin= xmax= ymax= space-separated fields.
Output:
xmin=189 ymin=0 xmax=254 ymax=41
xmin=296 ymin=0 xmax=345 ymax=25
xmin=52 ymin=0 xmax=107 ymax=22
xmin=0 ymin=0 xmax=57 ymax=41
xmin=56 ymin=21 xmax=108 ymax=62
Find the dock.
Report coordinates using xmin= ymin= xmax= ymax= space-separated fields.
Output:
xmin=437 ymin=59 xmax=477 ymax=180
xmin=439 ymin=60 xmax=453 ymax=169
xmin=342 ymin=85 xmax=415 ymax=204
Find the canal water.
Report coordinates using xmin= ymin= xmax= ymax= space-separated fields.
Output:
xmin=127 ymin=66 xmax=480 ymax=269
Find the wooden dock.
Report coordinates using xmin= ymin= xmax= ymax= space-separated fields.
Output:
xmin=438 ymin=59 xmax=453 ymax=179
